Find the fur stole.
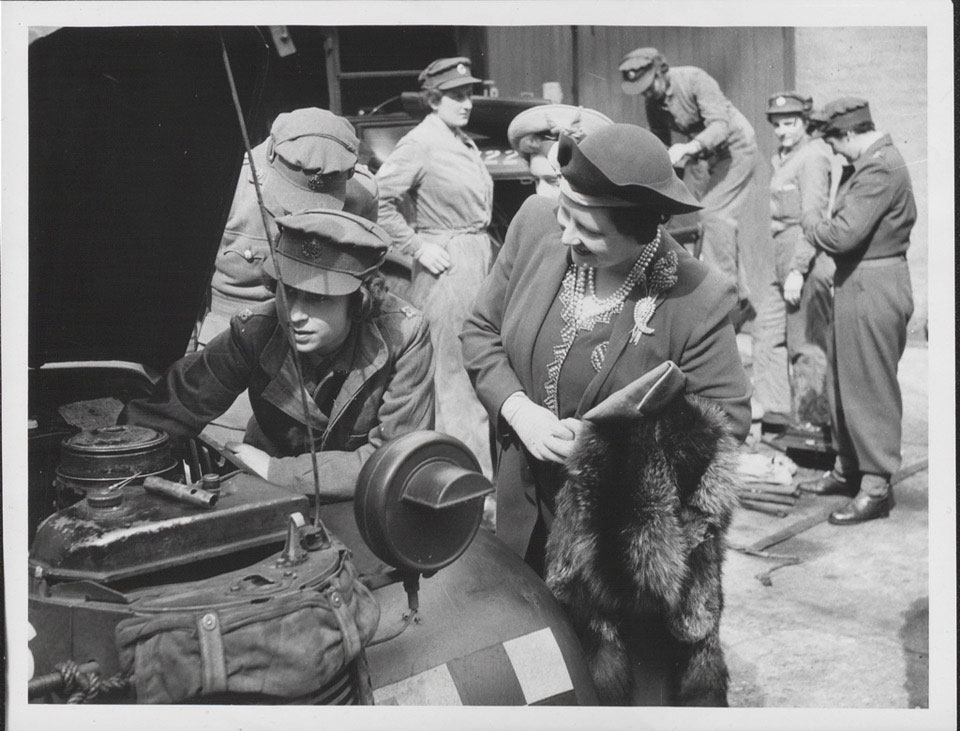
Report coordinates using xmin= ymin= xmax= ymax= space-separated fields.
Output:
xmin=545 ymin=394 xmax=740 ymax=706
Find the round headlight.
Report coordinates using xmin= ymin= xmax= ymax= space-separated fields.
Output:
xmin=354 ymin=431 xmax=494 ymax=574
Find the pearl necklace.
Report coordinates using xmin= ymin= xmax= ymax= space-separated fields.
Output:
xmin=571 ymin=228 xmax=662 ymax=330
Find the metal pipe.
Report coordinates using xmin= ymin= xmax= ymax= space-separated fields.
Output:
xmin=143 ymin=476 xmax=218 ymax=508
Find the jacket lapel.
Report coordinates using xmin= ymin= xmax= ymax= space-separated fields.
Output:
xmin=510 ymin=231 xmax=568 ymax=392
xmin=322 ymin=320 xmax=387 ymax=447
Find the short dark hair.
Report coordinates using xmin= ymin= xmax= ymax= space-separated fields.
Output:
xmin=419 ymin=87 xmax=444 ymax=108
xmin=608 ymin=207 xmax=671 ymax=239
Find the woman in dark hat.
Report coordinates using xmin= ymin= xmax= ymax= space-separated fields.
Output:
xmin=461 ymin=124 xmax=750 ymax=705
xmin=121 ymin=209 xmax=435 ymax=500
xmin=375 ymin=57 xmax=495 ymax=479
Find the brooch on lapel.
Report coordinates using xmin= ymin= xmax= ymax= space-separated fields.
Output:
xmin=630 ymin=250 xmax=678 ymax=345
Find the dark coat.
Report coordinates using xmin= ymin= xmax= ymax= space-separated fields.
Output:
xmin=460 ymin=195 xmax=751 ymax=556
xmin=546 ymin=393 xmax=739 ymax=706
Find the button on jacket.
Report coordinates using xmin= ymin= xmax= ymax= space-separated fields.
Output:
xmin=120 ymin=293 xmax=435 ymax=499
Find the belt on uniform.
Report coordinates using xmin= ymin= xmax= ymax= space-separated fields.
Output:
xmin=418 ymin=225 xmax=489 ymax=235
xmin=838 ymin=253 xmax=907 ymax=269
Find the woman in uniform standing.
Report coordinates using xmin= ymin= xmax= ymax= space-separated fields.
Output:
xmin=375 ymin=56 xmax=495 ymax=476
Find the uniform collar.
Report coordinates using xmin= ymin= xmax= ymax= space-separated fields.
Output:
xmin=424 ymin=111 xmax=477 ymax=149
xmin=853 ymin=132 xmax=893 ymax=170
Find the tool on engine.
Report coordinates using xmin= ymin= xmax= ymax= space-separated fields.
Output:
xmin=143 ymin=475 xmax=219 ymax=508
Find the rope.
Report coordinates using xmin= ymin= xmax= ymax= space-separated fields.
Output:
xmin=48 ymin=660 xmax=130 ymax=703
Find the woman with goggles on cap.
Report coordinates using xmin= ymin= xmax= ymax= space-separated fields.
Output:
xmin=375 ymin=57 xmax=495 ymax=478
xmin=461 ymin=124 xmax=750 ymax=706
xmin=121 ymin=209 xmax=435 ymax=500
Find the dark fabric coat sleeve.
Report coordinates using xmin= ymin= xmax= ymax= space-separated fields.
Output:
xmin=267 ymin=313 xmax=436 ymax=499
xmin=118 ymin=318 xmax=257 ymax=437
xmin=677 ymin=276 xmax=752 ymax=442
xmin=802 ymin=159 xmax=894 ymax=256
xmin=460 ymin=200 xmax=530 ymax=423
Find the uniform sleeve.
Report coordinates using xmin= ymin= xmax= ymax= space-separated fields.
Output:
xmin=375 ymin=137 xmax=428 ymax=256
xmin=460 ymin=199 xmax=533 ymax=423
xmin=678 ymin=278 xmax=752 ymax=441
xmin=689 ymin=70 xmax=732 ymax=152
xmin=118 ymin=318 xmax=257 ymax=437
xmin=802 ymin=160 xmax=895 ymax=256
xmin=267 ymin=314 xmax=436 ymax=499
xmin=790 ymin=149 xmax=833 ymax=274
xmin=646 ymin=98 xmax=673 ymax=147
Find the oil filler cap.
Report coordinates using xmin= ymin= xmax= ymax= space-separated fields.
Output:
xmin=354 ymin=431 xmax=494 ymax=574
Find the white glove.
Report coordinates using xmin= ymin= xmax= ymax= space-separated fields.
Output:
xmin=668 ymin=140 xmax=701 ymax=168
xmin=501 ymin=392 xmax=578 ymax=464
xmin=415 ymin=242 xmax=451 ymax=275
xmin=783 ymin=269 xmax=804 ymax=306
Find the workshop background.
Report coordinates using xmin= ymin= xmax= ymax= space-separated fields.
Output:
xmin=483 ymin=25 xmax=929 ymax=337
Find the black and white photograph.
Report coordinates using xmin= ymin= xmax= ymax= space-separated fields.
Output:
xmin=2 ymin=2 xmax=955 ymax=730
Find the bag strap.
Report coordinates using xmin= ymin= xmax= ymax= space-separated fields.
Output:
xmin=325 ymin=587 xmax=362 ymax=663
xmin=196 ymin=612 xmax=228 ymax=695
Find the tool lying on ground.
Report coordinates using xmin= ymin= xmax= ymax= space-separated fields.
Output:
xmin=731 ymin=458 xmax=929 ymax=585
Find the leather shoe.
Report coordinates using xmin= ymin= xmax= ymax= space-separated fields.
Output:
xmin=801 ymin=470 xmax=859 ymax=496
xmin=828 ymin=490 xmax=895 ymax=525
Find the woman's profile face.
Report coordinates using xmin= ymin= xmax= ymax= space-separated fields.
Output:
xmin=556 ymin=196 xmax=645 ymax=270
xmin=280 ymin=285 xmax=352 ymax=355
xmin=431 ymin=86 xmax=473 ymax=128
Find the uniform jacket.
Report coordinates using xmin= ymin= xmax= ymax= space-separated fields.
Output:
xmin=121 ymin=293 xmax=435 ymax=499
xmin=802 ymin=133 xmax=916 ymax=262
xmin=646 ymin=67 xmax=756 ymax=157
xmin=375 ymin=113 xmax=494 ymax=257
xmin=768 ymin=135 xmax=833 ymax=279
xmin=461 ymin=195 xmax=750 ymax=550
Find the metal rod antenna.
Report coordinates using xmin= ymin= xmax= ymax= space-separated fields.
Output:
xmin=219 ymin=31 xmax=324 ymax=527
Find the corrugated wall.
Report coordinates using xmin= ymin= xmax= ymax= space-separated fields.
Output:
xmin=485 ymin=26 xmax=791 ymax=308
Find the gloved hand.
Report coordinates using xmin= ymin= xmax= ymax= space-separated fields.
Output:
xmin=415 ymin=242 xmax=451 ymax=275
xmin=501 ymin=392 xmax=578 ymax=464
xmin=668 ymin=140 xmax=702 ymax=168
xmin=225 ymin=441 xmax=271 ymax=480
xmin=782 ymin=269 xmax=804 ymax=306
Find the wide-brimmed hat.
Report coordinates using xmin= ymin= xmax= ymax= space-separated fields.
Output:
xmin=557 ymin=123 xmax=701 ymax=213
xmin=618 ymin=47 xmax=666 ymax=95
xmin=766 ymin=91 xmax=813 ymax=119
xmin=419 ymin=57 xmax=482 ymax=91
xmin=263 ymin=209 xmax=389 ymax=296
xmin=262 ymin=108 xmax=360 ymax=213
xmin=817 ymin=96 xmax=873 ymax=136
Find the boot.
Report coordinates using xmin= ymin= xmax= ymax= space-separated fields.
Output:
xmin=801 ymin=469 xmax=859 ymax=496
xmin=828 ymin=487 xmax=895 ymax=525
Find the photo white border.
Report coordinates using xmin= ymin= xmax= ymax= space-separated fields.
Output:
xmin=3 ymin=2 xmax=955 ymax=730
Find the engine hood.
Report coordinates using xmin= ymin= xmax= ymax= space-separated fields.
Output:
xmin=29 ymin=26 xmax=270 ymax=371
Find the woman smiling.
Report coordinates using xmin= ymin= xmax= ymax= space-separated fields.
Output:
xmin=461 ymin=124 xmax=750 ymax=705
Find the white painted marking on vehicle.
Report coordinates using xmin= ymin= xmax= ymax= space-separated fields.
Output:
xmin=373 ymin=663 xmax=463 ymax=706
xmin=502 ymin=627 xmax=573 ymax=703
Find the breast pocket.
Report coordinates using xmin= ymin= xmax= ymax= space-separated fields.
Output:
xmin=771 ymin=184 xmax=801 ymax=220
xmin=217 ymin=236 xmax=270 ymax=287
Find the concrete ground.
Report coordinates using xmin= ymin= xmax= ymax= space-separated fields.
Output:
xmin=722 ymin=343 xmax=929 ymax=708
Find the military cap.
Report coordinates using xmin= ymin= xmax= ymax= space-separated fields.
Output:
xmin=507 ymin=104 xmax=614 ymax=156
xmin=263 ymin=108 xmax=360 ymax=212
xmin=819 ymin=96 xmax=873 ymax=136
xmin=418 ymin=57 xmax=481 ymax=91
xmin=766 ymin=91 xmax=813 ymax=119
xmin=264 ymin=209 xmax=389 ymax=296
xmin=618 ymin=47 xmax=667 ymax=95
xmin=557 ymin=123 xmax=701 ymax=213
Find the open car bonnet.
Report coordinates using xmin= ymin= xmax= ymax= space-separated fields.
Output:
xmin=29 ymin=26 xmax=270 ymax=371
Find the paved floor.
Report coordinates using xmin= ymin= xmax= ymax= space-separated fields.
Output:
xmin=722 ymin=343 xmax=930 ymax=708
